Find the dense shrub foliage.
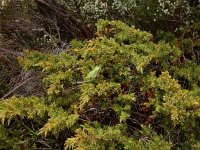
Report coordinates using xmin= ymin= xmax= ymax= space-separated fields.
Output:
xmin=0 ymin=20 xmax=200 ymax=149
xmin=1 ymin=0 xmax=200 ymax=149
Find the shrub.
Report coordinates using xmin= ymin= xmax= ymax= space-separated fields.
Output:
xmin=0 ymin=20 xmax=200 ymax=149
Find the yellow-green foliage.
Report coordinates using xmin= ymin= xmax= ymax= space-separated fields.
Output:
xmin=147 ymin=71 xmax=200 ymax=125
xmin=65 ymin=123 xmax=171 ymax=150
xmin=0 ymin=20 xmax=200 ymax=149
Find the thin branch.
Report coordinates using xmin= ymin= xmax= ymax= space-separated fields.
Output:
xmin=1 ymin=77 xmax=35 ymax=99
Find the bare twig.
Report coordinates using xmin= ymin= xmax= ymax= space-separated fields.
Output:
xmin=1 ymin=77 xmax=35 ymax=99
